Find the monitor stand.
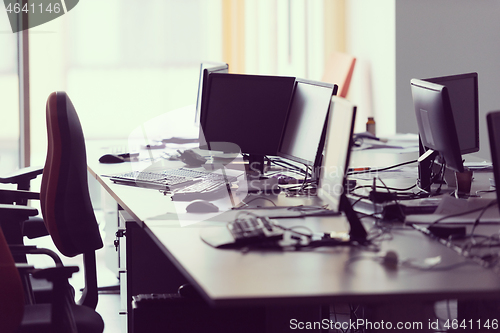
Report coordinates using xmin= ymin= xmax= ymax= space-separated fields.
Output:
xmin=243 ymin=154 xmax=281 ymax=194
xmin=417 ymin=138 xmax=472 ymax=197
xmin=246 ymin=154 xmax=265 ymax=176
xmin=417 ymin=146 xmax=438 ymax=192
xmin=340 ymin=194 xmax=368 ymax=244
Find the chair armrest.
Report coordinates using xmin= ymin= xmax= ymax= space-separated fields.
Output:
xmin=12 ymin=246 xmax=72 ymax=306
xmin=15 ymin=263 xmax=35 ymax=271
xmin=10 ymin=245 xmax=63 ymax=265
xmin=23 ymin=217 xmax=49 ymax=239
xmin=0 ymin=188 xmax=40 ymax=205
xmin=32 ymin=265 xmax=79 ymax=282
xmin=10 ymin=245 xmax=38 ymax=251
xmin=0 ymin=204 xmax=38 ymax=221
xmin=0 ymin=166 xmax=43 ymax=190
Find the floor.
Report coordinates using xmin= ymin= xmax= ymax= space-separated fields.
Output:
xmin=96 ymin=294 xmax=123 ymax=332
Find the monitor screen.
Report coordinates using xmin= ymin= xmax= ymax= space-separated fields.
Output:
xmin=317 ymin=96 xmax=357 ymax=213
xmin=487 ymin=111 xmax=500 ymax=211
xmin=200 ymin=73 xmax=295 ymax=158
xmin=425 ymin=72 xmax=479 ymax=154
xmin=278 ymin=79 xmax=337 ymax=166
xmin=194 ymin=62 xmax=229 ymax=124
xmin=411 ymin=78 xmax=464 ymax=173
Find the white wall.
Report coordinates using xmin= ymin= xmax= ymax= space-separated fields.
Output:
xmin=346 ymin=0 xmax=396 ymax=136
xmin=347 ymin=0 xmax=500 ymax=160
xmin=395 ymin=0 xmax=500 ymax=159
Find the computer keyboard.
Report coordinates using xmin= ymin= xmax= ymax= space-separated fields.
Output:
xmin=108 ymin=168 xmax=230 ymax=191
xmin=110 ymin=168 xmax=236 ymax=192
xmin=227 ymin=216 xmax=284 ymax=246
xmin=171 ymin=178 xmax=230 ymax=201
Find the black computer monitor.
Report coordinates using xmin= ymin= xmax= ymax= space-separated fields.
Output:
xmin=424 ymin=72 xmax=479 ymax=154
xmin=194 ymin=62 xmax=229 ymax=124
xmin=317 ymin=96 xmax=367 ymax=242
xmin=278 ymin=79 xmax=337 ymax=172
xmin=487 ymin=111 xmax=500 ymax=210
xmin=200 ymin=73 xmax=296 ymax=174
xmin=411 ymin=79 xmax=464 ymax=191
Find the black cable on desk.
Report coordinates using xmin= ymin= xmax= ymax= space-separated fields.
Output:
xmin=275 ymin=224 xmax=314 ymax=239
xmin=429 ymin=200 xmax=497 ymax=226
xmin=350 ymin=196 xmax=364 ymax=208
xmin=287 ymin=205 xmax=329 ymax=212
xmin=349 ymin=183 xmax=417 ymax=193
xmin=232 ymin=202 xmax=329 ymax=214
xmin=298 ymin=164 xmax=310 ymax=194
xmin=413 ymin=221 xmax=500 ymax=271
xmin=470 ymin=201 xmax=498 ymax=236
xmin=235 ymin=196 xmax=277 ymax=208
xmin=432 ymin=162 xmax=446 ymax=196
xmin=347 ymin=159 xmax=418 ymax=175
xmin=265 ymin=156 xmax=309 ymax=176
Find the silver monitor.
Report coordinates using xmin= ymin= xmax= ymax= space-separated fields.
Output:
xmin=194 ymin=62 xmax=229 ymax=124
xmin=278 ymin=79 xmax=337 ymax=166
xmin=318 ymin=96 xmax=357 ymax=213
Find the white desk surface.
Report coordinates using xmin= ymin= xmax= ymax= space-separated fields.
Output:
xmin=87 ymin=139 xmax=500 ymax=307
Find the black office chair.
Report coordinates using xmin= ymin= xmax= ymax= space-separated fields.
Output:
xmin=1 ymin=91 xmax=110 ymax=309
xmin=39 ymin=91 xmax=104 ymax=309
xmin=0 ymin=223 xmax=104 ymax=333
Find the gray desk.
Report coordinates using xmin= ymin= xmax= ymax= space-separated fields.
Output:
xmin=87 ymin=140 xmax=500 ymax=332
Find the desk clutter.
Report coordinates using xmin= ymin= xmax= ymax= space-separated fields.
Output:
xmin=200 ymin=212 xmax=363 ymax=250
xmin=98 ymin=69 xmax=500 ymax=267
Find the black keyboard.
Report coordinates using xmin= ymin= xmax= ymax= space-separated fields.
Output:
xmin=227 ymin=216 xmax=284 ymax=245
xmin=109 ymin=168 xmax=220 ymax=190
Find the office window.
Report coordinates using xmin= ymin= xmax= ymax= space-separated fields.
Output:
xmin=28 ymin=0 xmax=223 ymax=166
xmin=0 ymin=11 xmax=20 ymax=175
xmin=17 ymin=0 xmax=344 ymax=166
xmin=224 ymin=0 xmax=338 ymax=81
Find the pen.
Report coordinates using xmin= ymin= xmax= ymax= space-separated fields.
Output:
xmin=348 ymin=167 xmax=371 ymax=172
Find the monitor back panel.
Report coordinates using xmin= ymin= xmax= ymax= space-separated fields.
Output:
xmin=487 ymin=111 xmax=500 ymax=210
xmin=318 ymin=96 xmax=357 ymax=212
xmin=195 ymin=63 xmax=229 ymax=124
xmin=278 ymin=79 xmax=336 ymax=166
xmin=411 ymin=79 xmax=464 ymax=173
xmin=425 ymin=72 xmax=479 ymax=154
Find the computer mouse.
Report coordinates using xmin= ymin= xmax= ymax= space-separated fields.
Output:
xmin=99 ymin=154 xmax=125 ymax=164
xmin=382 ymin=250 xmax=399 ymax=269
xmin=177 ymin=149 xmax=206 ymax=167
xmin=185 ymin=200 xmax=219 ymax=213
